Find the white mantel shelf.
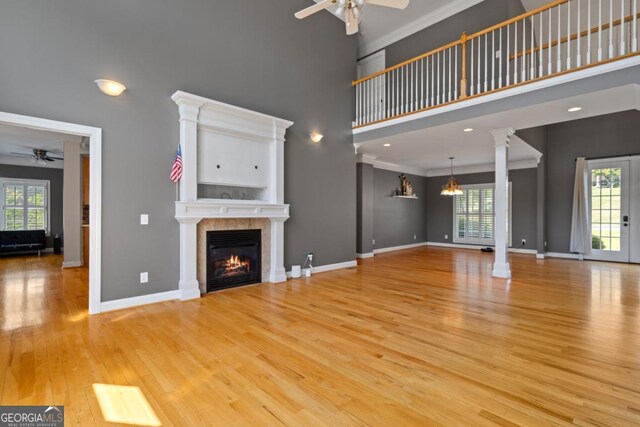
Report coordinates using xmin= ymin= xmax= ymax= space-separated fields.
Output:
xmin=175 ymin=200 xmax=290 ymax=222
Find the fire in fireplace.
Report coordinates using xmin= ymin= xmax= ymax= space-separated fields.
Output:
xmin=207 ymin=229 xmax=261 ymax=292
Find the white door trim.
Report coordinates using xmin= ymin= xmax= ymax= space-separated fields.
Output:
xmin=0 ymin=111 xmax=102 ymax=315
xmin=585 ymin=158 xmax=630 ymax=263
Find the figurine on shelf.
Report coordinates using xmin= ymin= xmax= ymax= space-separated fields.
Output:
xmin=399 ymin=174 xmax=413 ymax=197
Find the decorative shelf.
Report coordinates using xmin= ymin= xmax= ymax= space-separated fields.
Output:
xmin=392 ymin=195 xmax=419 ymax=199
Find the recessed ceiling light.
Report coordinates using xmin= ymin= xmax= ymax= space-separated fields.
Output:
xmin=383 ymin=143 xmax=391 ymax=147
xmin=463 ymin=128 xmax=474 ymax=132
xmin=568 ymin=107 xmax=582 ymax=112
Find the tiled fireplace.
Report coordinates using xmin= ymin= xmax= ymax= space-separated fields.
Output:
xmin=173 ymin=91 xmax=293 ymax=300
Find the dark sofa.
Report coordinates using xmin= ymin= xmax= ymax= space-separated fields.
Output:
xmin=0 ymin=230 xmax=46 ymax=255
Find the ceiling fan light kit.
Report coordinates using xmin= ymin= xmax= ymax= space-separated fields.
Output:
xmin=9 ymin=148 xmax=63 ymax=165
xmin=295 ymin=0 xmax=409 ymax=35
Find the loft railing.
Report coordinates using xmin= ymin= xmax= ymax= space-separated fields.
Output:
xmin=353 ymin=0 xmax=639 ymax=128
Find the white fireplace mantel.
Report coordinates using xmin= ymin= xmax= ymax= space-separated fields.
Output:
xmin=172 ymin=91 xmax=293 ymax=300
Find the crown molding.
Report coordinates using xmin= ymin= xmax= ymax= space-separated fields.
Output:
xmin=357 ymin=153 xmax=378 ymax=164
xmin=426 ymin=159 xmax=539 ymax=177
xmin=372 ymin=159 xmax=429 ymax=177
xmin=358 ymin=0 xmax=483 ymax=58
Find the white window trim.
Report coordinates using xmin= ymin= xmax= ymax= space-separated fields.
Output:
xmin=452 ymin=182 xmax=512 ymax=246
xmin=0 ymin=177 xmax=51 ymax=235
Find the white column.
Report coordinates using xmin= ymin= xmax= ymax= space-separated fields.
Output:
xmin=491 ymin=128 xmax=514 ymax=279
xmin=178 ymin=218 xmax=202 ymax=300
xmin=268 ymin=122 xmax=286 ymax=204
xmin=269 ymin=218 xmax=287 ymax=283
xmin=62 ymin=140 xmax=83 ymax=267
xmin=177 ymin=103 xmax=202 ymax=202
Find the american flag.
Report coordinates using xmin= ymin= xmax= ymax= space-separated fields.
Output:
xmin=170 ymin=144 xmax=183 ymax=183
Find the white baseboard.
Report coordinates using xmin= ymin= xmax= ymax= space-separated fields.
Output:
xmin=286 ymin=260 xmax=358 ymax=278
xmin=62 ymin=261 xmax=83 ymax=268
xmin=426 ymin=241 xmax=537 ymax=255
xmin=356 ymin=252 xmax=374 ymax=259
xmin=545 ymin=252 xmax=581 ymax=260
xmin=373 ymin=242 xmax=428 ymax=254
xmin=313 ymin=260 xmax=357 ymax=273
xmin=100 ymin=290 xmax=180 ymax=313
xmin=508 ymin=248 xmax=538 ymax=255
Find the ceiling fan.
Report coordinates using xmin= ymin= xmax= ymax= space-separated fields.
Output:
xmin=295 ymin=0 xmax=410 ymax=35
xmin=10 ymin=149 xmax=63 ymax=165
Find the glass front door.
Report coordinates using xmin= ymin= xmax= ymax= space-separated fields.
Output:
xmin=587 ymin=160 xmax=630 ymax=263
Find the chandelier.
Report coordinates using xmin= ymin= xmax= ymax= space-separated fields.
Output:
xmin=440 ymin=157 xmax=463 ymax=196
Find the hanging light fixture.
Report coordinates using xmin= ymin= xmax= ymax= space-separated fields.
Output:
xmin=441 ymin=157 xmax=463 ymax=196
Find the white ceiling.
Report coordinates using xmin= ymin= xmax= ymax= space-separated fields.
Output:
xmin=0 ymin=123 xmax=78 ymax=169
xmin=358 ymin=84 xmax=640 ymax=176
xmin=308 ymin=0 xmax=483 ymax=57
xmin=356 ymin=0 xmax=483 ymax=57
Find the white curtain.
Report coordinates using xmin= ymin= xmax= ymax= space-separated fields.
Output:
xmin=570 ymin=157 xmax=591 ymax=255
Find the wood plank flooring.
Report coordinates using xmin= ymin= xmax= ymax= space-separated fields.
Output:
xmin=1 ymin=248 xmax=639 ymax=426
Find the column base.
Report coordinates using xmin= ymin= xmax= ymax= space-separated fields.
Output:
xmin=492 ymin=263 xmax=511 ymax=279
xmin=178 ymin=280 xmax=201 ymax=301
xmin=269 ymin=267 xmax=287 ymax=283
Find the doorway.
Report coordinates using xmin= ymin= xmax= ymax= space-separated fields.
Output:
xmin=0 ymin=111 xmax=102 ymax=314
xmin=587 ymin=156 xmax=640 ymax=263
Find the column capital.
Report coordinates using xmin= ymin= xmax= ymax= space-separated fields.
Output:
xmin=490 ymin=128 xmax=515 ymax=147
xmin=177 ymin=103 xmax=201 ymax=123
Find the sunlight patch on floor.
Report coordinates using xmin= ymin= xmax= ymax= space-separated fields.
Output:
xmin=92 ymin=383 xmax=162 ymax=426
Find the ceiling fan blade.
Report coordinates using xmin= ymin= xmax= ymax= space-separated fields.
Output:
xmin=44 ymin=157 xmax=56 ymax=162
xmin=295 ymin=0 xmax=333 ymax=19
xmin=345 ymin=9 xmax=359 ymax=35
xmin=366 ymin=0 xmax=409 ymax=9
xmin=47 ymin=156 xmax=64 ymax=160
xmin=9 ymin=152 xmax=34 ymax=158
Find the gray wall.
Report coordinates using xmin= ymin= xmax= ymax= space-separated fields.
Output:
xmin=517 ymin=126 xmax=548 ymax=254
xmin=373 ymin=168 xmax=428 ymax=249
xmin=370 ymin=0 xmax=526 ymax=64
xmin=537 ymin=110 xmax=640 ymax=253
xmin=357 ymin=163 xmax=374 ymax=254
xmin=0 ymin=164 xmax=63 ymax=248
xmin=0 ymin=0 xmax=357 ymax=301
xmin=426 ymin=168 xmax=538 ymax=250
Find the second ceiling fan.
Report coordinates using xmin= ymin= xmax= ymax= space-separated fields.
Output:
xmin=295 ymin=0 xmax=410 ymax=35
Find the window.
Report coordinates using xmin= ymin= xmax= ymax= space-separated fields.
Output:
xmin=453 ymin=183 xmax=511 ymax=245
xmin=1 ymin=179 xmax=50 ymax=233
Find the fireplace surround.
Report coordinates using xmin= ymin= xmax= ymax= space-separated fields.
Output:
xmin=173 ymin=91 xmax=293 ymax=300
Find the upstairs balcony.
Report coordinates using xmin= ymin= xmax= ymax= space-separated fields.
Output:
xmin=353 ymin=0 xmax=640 ymax=132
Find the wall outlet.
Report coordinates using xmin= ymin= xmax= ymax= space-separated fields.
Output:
xmin=444 ymin=234 xmax=448 ymax=240
xmin=140 ymin=214 xmax=149 ymax=225
xmin=372 ymin=239 xmax=375 ymax=245
xmin=140 ymin=272 xmax=148 ymax=284
xmin=414 ymin=235 xmax=417 ymax=240
xmin=306 ymin=252 xmax=314 ymax=262
xmin=521 ymin=239 xmax=527 ymax=246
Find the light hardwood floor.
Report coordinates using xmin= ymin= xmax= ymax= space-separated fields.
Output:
xmin=1 ymin=249 xmax=639 ymax=426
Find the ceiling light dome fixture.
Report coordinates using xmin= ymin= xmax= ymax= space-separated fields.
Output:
xmin=441 ymin=157 xmax=463 ymax=196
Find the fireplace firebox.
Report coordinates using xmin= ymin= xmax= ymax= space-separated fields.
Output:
xmin=206 ymin=229 xmax=261 ymax=292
